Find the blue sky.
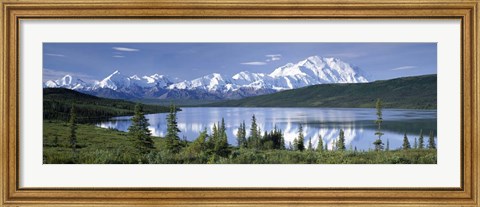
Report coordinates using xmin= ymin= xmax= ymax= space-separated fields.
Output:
xmin=43 ymin=43 xmax=437 ymax=83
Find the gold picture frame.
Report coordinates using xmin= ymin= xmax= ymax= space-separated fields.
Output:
xmin=1 ymin=0 xmax=478 ymax=206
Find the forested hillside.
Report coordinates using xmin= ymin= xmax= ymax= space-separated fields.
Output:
xmin=43 ymin=88 xmax=171 ymax=123
xmin=206 ymin=74 xmax=437 ymax=109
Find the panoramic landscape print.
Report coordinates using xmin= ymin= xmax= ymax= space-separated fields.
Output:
xmin=43 ymin=43 xmax=437 ymax=164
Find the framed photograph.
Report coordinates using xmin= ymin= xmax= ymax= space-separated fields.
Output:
xmin=1 ymin=0 xmax=478 ymax=206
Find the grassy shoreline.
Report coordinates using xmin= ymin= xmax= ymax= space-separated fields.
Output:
xmin=43 ymin=121 xmax=437 ymax=164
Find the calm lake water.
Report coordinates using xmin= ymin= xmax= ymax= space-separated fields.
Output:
xmin=97 ymin=107 xmax=437 ymax=150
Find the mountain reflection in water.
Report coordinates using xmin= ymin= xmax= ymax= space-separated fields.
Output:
xmin=97 ymin=107 xmax=437 ymax=150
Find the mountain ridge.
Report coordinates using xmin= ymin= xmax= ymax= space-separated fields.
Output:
xmin=44 ymin=55 xmax=370 ymax=100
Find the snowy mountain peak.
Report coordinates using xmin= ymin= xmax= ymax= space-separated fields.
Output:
xmin=43 ymin=74 xmax=89 ymax=90
xmin=62 ymin=75 xmax=72 ymax=84
xmin=150 ymin=74 xmax=164 ymax=79
xmin=210 ymin=73 xmax=223 ymax=79
xmin=232 ymin=71 xmax=267 ymax=86
xmin=269 ymin=55 xmax=368 ymax=86
xmin=94 ymin=70 xmax=130 ymax=90
xmin=305 ymin=55 xmax=324 ymax=63
xmin=44 ymin=55 xmax=370 ymax=100
xmin=130 ymin=75 xmax=141 ymax=80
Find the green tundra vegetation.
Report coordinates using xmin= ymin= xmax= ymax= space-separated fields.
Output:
xmin=43 ymin=100 xmax=437 ymax=164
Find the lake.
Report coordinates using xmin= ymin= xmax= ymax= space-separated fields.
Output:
xmin=97 ymin=107 xmax=437 ymax=150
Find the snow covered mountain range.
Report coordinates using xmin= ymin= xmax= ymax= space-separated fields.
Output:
xmin=44 ymin=56 xmax=369 ymax=100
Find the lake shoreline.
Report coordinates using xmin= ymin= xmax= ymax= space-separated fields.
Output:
xmin=43 ymin=120 xmax=437 ymax=164
xmin=97 ymin=107 xmax=437 ymax=151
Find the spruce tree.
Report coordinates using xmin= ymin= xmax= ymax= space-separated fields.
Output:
xmin=418 ymin=129 xmax=424 ymax=149
xmin=248 ymin=115 xmax=259 ymax=149
xmin=307 ymin=138 xmax=313 ymax=151
xmin=236 ymin=121 xmax=247 ymax=148
xmin=214 ymin=118 xmax=229 ymax=156
xmin=324 ymin=142 xmax=328 ymax=151
xmin=262 ymin=131 xmax=269 ymax=149
xmin=208 ymin=123 xmax=219 ymax=151
xmin=69 ymin=105 xmax=78 ymax=162
xmin=428 ymin=130 xmax=436 ymax=149
xmin=373 ymin=99 xmax=384 ymax=151
xmin=279 ymin=129 xmax=286 ymax=150
xmin=402 ymin=132 xmax=411 ymax=150
xmin=414 ymin=137 xmax=418 ymax=149
xmin=316 ymin=134 xmax=323 ymax=152
xmin=165 ymin=104 xmax=181 ymax=153
xmin=256 ymin=126 xmax=262 ymax=149
xmin=337 ymin=129 xmax=346 ymax=151
xmin=220 ymin=118 xmax=227 ymax=141
xmin=296 ymin=125 xmax=305 ymax=151
xmin=128 ymin=103 xmax=154 ymax=153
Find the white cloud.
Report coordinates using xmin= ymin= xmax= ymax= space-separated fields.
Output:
xmin=241 ymin=61 xmax=267 ymax=66
xmin=391 ymin=66 xmax=417 ymax=71
xmin=265 ymin=54 xmax=281 ymax=62
xmin=112 ymin=47 xmax=139 ymax=52
xmin=45 ymin=53 xmax=65 ymax=57
xmin=112 ymin=55 xmax=125 ymax=58
xmin=43 ymin=68 xmax=96 ymax=83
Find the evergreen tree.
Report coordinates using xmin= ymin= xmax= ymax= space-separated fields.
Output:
xmin=208 ymin=123 xmax=219 ymax=151
xmin=165 ymin=104 xmax=181 ymax=153
xmin=220 ymin=118 xmax=227 ymax=141
xmin=332 ymin=139 xmax=336 ymax=151
xmin=295 ymin=125 xmax=305 ymax=151
xmin=324 ymin=142 xmax=328 ymax=151
xmin=128 ymin=103 xmax=154 ymax=153
xmin=68 ymin=105 xmax=78 ymax=162
xmin=278 ymin=128 xmax=286 ymax=150
xmin=307 ymin=138 xmax=313 ymax=151
xmin=316 ymin=135 xmax=323 ymax=152
xmin=248 ymin=115 xmax=260 ymax=149
xmin=373 ymin=99 xmax=384 ymax=151
xmin=337 ymin=129 xmax=346 ymax=151
xmin=428 ymin=130 xmax=436 ymax=149
xmin=262 ymin=131 xmax=269 ymax=149
xmin=414 ymin=137 xmax=418 ymax=149
xmin=236 ymin=121 xmax=247 ymax=148
xmin=418 ymin=129 xmax=424 ymax=149
xmin=402 ymin=132 xmax=411 ymax=150
xmin=214 ymin=118 xmax=229 ymax=156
